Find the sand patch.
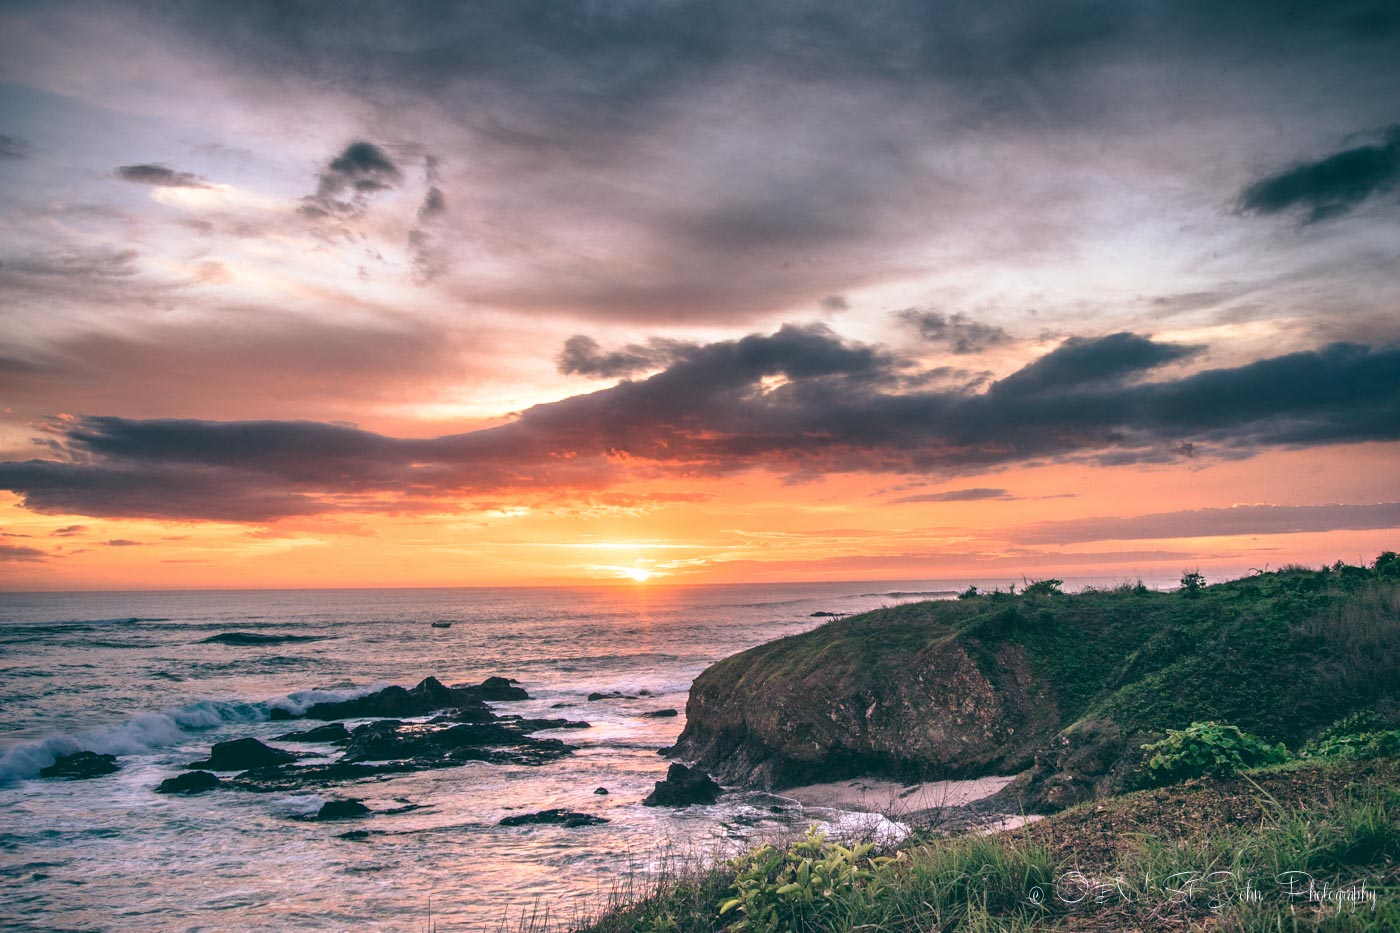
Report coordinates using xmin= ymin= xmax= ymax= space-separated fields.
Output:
xmin=778 ymin=774 xmax=1015 ymax=815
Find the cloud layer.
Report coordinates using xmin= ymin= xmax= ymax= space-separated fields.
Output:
xmin=3 ymin=327 xmax=1396 ymax=522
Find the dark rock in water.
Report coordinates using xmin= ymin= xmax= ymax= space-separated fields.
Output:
xmin=643 ymin=763 xmax=722 ymax=807
xmin=593 ymin=787 xmax=609 ymax=795
xmin=338 ymin=830 xmax=372 ymax=841
xmin=810 ymin=611 xmax=844 ymax=617
xmin=475 ymin=676 xmax=529 ymax=701
xmin=344 ymin=720 xmax=523 ymax=762
xmin=275 ymin=723 xmax=351 ymax=744
xmin=498 ymin=809 xmax=609 ymax=828
xmin=315 ymin=798 xmax=370 ymax=820
xmin=497 ymin=716 xmax=591 ymax=731
xmin=300 ymin=676 xmax=521 ymax=721
xmin=588 ymin=691 xmax=640 ymax=701
xmin=429 ymin=706 xmax=497 ymax=724
xmin=642 ymin=709 xmax=679 ymax=718
xmin=202 ymin=632 xmax=321 ymax=646
xmin=40 ymin=751 xmax=120 ymax=780
xmin=190 ymin=737 xmax=298 ymax=771
xmin=157 ymin=771 xmax=221 ymax=795
xmin=268 ymin=707 xmax=295 ymax=722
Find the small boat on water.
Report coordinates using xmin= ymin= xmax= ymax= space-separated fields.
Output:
xmin=431 ymin=621 xmax=452 ymax=628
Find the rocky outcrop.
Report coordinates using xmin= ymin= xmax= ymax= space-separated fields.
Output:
xmin=643 ymin=763 xmax=722 ymax=807
xmin=157 ymin=771 xmax=221 ymax=794
xmin=991 ymin=718 xmax=1147 ymax=812
xmin=40 ymin=751 xmax=119 ymax=780
xmin=190 ymin=738 xmax=299 ymax=771
xmin=275 ymin=723 xmax=350 ymax=744
xmin=498 ymin=809 xmax=609 ymax=827
xmin=313 ymin=799 xmax=370 ymax=820
xmin=670 ymin=621 xmax=1059 ymax=789
xmin=301 ymin=676 xmax=514 ymax=720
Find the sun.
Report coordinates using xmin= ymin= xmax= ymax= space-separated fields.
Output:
xmin=624 ymin=568 xmax=654 ymax=583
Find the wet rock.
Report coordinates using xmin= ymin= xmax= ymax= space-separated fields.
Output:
xmin=274 ymin=723 xmax=350 ymax=744
xmin=643 ymin=763 xmax=722 ymax=807
xmin=338 ymin=830 xmax=372 ymax=841
xmin=588 ymin=691 xmax=640 ymax=701
xmin=498 ymin=809 xmax=609 ymax=828
xmin=315 ymin=799 xmax=370 ymax=820
xmin=300 ymin=676 xmax=524 ymax=720
xmin=473 ymin=676 xmax=529 ymax=701
xmin=593 ymin=787 xmax=609 ymax=795
xmin=642 ymin=709 xmax=679 ymax=718
xmin=40 ymin=751 xmax=119 ymax=780
xmin=497 ymin=716 xmax=591 ymax=731
xmin=190 ymin=737 xmax=298 ymax=771
xmin=268 ymin=707 xmax=295 ymax=722
xmin=157 ymin=771 xmax=221 ymax=795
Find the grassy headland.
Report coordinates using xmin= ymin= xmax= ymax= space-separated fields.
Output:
xmin=569 ymin=557 xmax=1399 ymax=932
xmin=671 ymin=559 xmax=1400 ymax=809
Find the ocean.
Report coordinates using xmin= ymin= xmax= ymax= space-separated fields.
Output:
xmin=0 ymin=577 xmax=1165 ymax=931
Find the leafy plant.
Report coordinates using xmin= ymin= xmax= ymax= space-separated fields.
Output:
xmin=1140 ymin=721 xmax=1288 ymax=785
xmin=958 ymin=585 xmax=981 ymax=600
xmin=1300 ymin=711 xmax=1400 ymax=762
xmin=1022 ymin=578 xmax=1063 ymax=596
xmin=717 ymin=827 xmax=899 ymax=932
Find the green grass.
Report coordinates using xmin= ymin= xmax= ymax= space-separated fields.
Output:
xmin=560 ymin=757 xmax=1400 ymax=933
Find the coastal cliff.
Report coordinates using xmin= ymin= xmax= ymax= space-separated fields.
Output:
xmin=672 ymin=562 xmax=1400 ymax=808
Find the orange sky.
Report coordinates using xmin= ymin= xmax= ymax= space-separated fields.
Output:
xmin=2 ymin=4 xmax=1398 ymax=590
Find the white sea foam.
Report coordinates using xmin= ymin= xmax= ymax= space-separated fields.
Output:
xmin=0 ymin=685 xmax=382 ymax=784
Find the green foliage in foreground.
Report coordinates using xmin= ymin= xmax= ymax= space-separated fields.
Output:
xmin=572 ymin=758 xmax=1400 ymax=933
xmin=1140 ymin=721 xmax=1289 ymax=785
xmin=1300 ymin=712 xmax=1400 ymax=763
xmin=718 ymin=828 xmax=902 ymax=932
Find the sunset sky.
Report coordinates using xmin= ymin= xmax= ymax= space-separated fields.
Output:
xmin=1 ymin=1 xmax=1398 ymax=590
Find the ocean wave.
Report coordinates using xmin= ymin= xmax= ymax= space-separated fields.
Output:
xmin=200 ymin=632 xmax=327 ymax=646
xmin=0 ymin=684 xmax=383 ymax=785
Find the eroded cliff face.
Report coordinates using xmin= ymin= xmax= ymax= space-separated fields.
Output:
xmin=671 ymin=623 xmax=1062 ymax=789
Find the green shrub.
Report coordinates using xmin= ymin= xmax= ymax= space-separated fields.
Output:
xmin=1301 ymin=711 xmax=1400 ymax=762
xmin=717 ymin=827 xmax=899 ymax=932
xmin=1179 ymin=570 xmax=1206 ymax=596
xmin=1140 ymin=721 xmax=1288 ymax=785
xmin=1022 ymin=578 xmax=1063 ymax=596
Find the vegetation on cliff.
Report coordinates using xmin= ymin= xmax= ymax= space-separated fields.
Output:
xmin=573 ymin=754 xmax=1400 ymax=932
xmin=671 ymin=558 xmax=1400 ymax=808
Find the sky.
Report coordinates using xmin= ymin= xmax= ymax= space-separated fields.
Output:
xmin=1 ymin=0 xmax=1398 ymax=590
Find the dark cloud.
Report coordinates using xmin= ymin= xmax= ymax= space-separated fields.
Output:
xmin=105 ymin=539 xmax=143 ymax=546
xmin=418 ymin=187 xmax=446 ymax=221
xmin=0 ymin=543 xmax=48 ymax=562
xmin=989 ymin=332 xmax=1198 ymax=395
xmin=891 ymin=488 xmax=1012 ymax=504
xmin=1023 ymin=502 xmax=1400 ymax=544
xmin=895 ymin=309 xmax=1014 ymax=354
xmin=300 ymin=141 xmax=402 ymax=219
xmin=819 ymin=295 xmax=849 ymax=312
xmin=51 ymin=525 xmax=86 ymax=536
xmin=115 ymin=163 xmax=211 ymax=188
xmin=556 ymin=335 xmax=694 ymax=379
xmin=0 ymin=134 xmax=30 ymax=160
xmin=1239 ymin=126 xmax=1400 ymax=223
xmin=1 ymin=326 xmax=1397 ymax=522
xmin=121 ymin=0 xmax=1385 ymax=321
